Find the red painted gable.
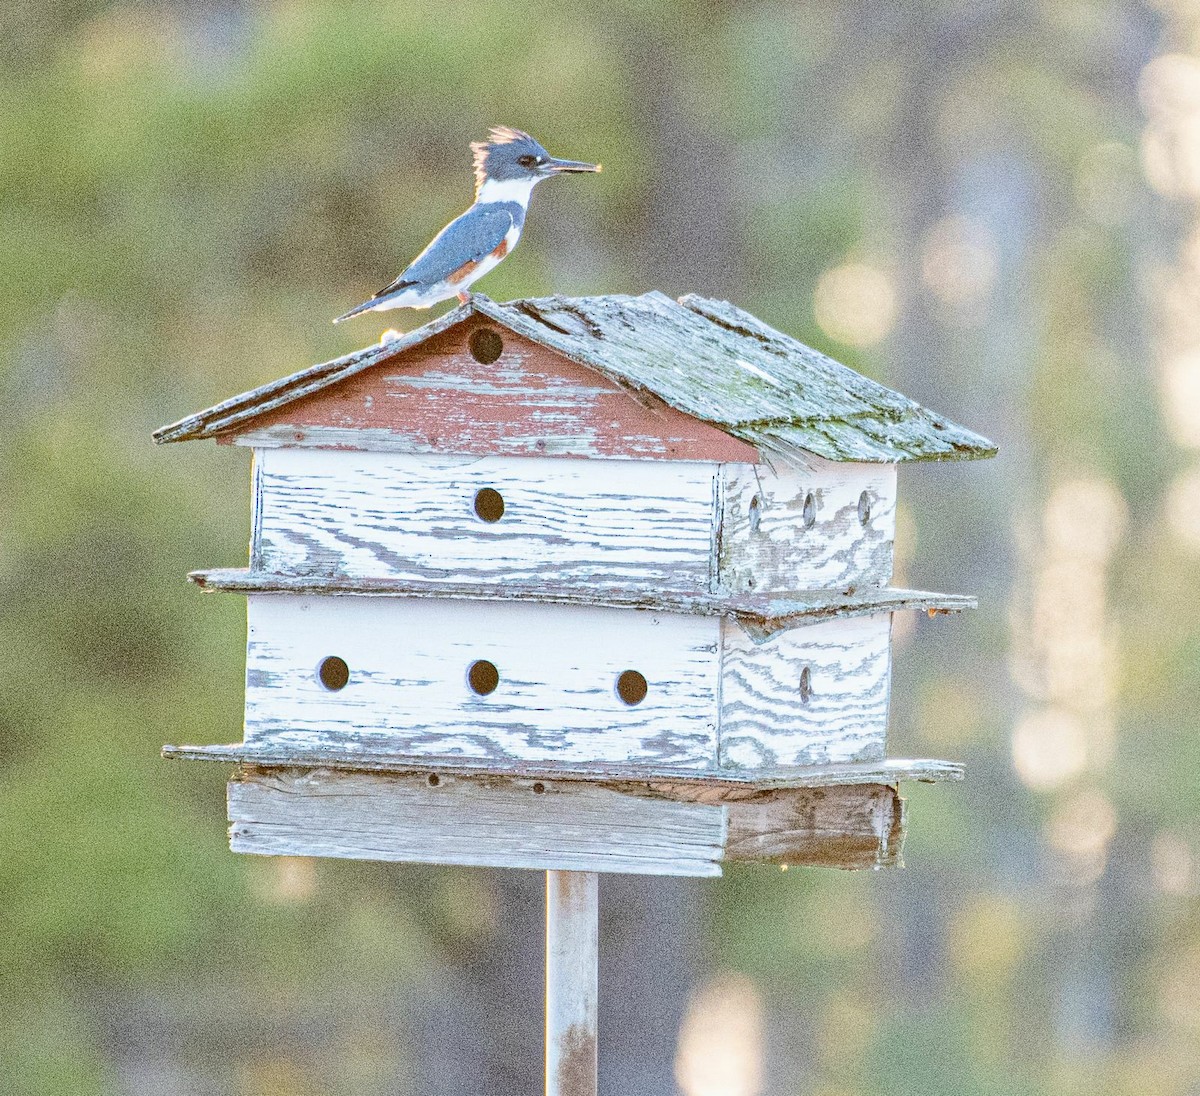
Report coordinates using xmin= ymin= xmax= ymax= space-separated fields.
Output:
xmin=222 ymin=318 xmax=760 ymax=463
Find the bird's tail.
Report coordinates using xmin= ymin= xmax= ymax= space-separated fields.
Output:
xmin=332 ymin=299 xmax=377 ymax=324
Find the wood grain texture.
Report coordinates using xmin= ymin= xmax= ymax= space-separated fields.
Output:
xmin=165 ymin=743 xmax=965 ymax=787
xmin=227 ymin=767 xmax=727 ymax=876
xmin=229 ymin=322 xmax=759 ymax=464
xmin=718 ymin=458 xmax=896 ymax=594
xmin=718 ymin=782 xmax=904 ymax=868
xmin=253 ymin=447 xmax=719 ymax=593
xmin=718 ymin=613 xmax=891 ymax=769
xmin=224 ymin=768 xmax=907 ymax=873
xmin=243 ymin=593 xmax=720 ymax=767
xmin=243 ymin=594 xmax=898 ymax=772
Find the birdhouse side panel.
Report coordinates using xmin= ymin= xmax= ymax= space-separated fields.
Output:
xmin=717 ymin=613 xmax=892 ymax=768
xmin=223 ymin=321 xmax=760 ymax=464
xmin=228 ymin=768 xmax=728 ymax=877
xmin=243 ymin=594 xmax=720 ymax=768
xmin=718 ymin=459 xmax=896 ymax=595
xmin=252 ymin=448 xmax=719 ymax=595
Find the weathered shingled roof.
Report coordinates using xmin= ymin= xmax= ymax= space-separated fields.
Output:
xmin=154 ymin=291 xmax=996 ymax=463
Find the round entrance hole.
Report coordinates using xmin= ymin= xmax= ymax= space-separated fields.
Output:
xmin=468 ymin=659 xmax=500 ymax=696
xmin=857 ymin=490 xmax=872 ymax=525
xmin=802 ymin=491 xmax=816 ymax=529
xmin=469 ymin=327 xmax=504 ymax=364
xmin=616 ymin=669 xmax=649 ymax=706
xmin=474 ymin=487 xmax=505 ymax=523
xmin=318 ymin=655 xmax=350 ymax=691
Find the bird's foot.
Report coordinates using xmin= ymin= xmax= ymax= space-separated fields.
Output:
xmin=457 ymin=290 xmax=473 ymax=304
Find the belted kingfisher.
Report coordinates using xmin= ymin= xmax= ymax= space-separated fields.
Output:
xmin=334 ymin=127 xmax=600 ymax=323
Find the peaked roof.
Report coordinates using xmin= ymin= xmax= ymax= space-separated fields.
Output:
xmin=154 ymin=291 xmax=996 ymax=464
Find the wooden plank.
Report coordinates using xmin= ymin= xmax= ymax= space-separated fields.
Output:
xmin=227 ymin=767 xmax=727 ymax=877
xmin=718 ymin=458 xmax=896 ymax=594
xmin=718 ymin=783 xmax=905 ymax=869
xmin=154 ymin=305 xmax=473 ymax=446
xmin=227 ymin=322 xmax=759 ymax=464
xmin=243 ymin=593 xmax=720 ymax=767
xmin=188 ymin=568 xmax=978 ymax=627
xmin=165 ymin=744 xmax=964 ymax=788
xmin=253 ymin=448 xmax=719 ymax=595
xmin=223 ymin=768 xmax=908 ymax=872
xmin=718 ymin=613 xmax=891 ymax=768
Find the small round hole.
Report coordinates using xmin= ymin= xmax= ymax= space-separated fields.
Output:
xmin=802 ymin=492 xmax=816 ymax=529
xmin=468 ymin=659 xmax=499 ymax=696
xmin=469 ymin=327 xmax=504 ymax=364
xmin=616 ymin=669 xmax=648 ymax=706
xmin=748 ymin=494 xmax=762 ymax=533
xmin=474 ymin=487 xmax=505 ymax=523
xmin=427 ymin=773 xmax=441 ymax=787
xmin=799 ymin=665 xmax=813 ymax=704
xmin=532 ymin=782 xmax=546 ymax=794
xmin=857 ymin=491 xmax=871 ymax=525
xmin=318 ymin=656 xmax=349 ymax=691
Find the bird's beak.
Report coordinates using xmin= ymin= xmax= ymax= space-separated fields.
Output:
xmin=545 ymin=157 xmax=602 ymax=174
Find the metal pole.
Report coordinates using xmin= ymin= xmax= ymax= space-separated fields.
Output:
xmin=545 ymin=870 xmax=598 ymax=1096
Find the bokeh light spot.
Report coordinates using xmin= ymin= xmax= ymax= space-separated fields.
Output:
xmin=675 ymin=973 xmax=764 ymax=1096
xmin=813 ymin=262 xmax=897 ymax=347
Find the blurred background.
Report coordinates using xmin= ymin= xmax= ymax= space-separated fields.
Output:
xmin=3 ymin=0 xmax=1200 ymax=1093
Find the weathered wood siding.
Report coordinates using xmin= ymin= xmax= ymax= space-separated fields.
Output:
xmin=228 ymin=322 xmax=760 ymax=464
xmin=243 ymin=594 xmax=721 ymax=767
xmin=225 ymin=767 xmax=907 ymax=873
xmin=242 ymin=594 xmax=895 ymax=774
xmin=252 ymin=447 xmax=896 ymax=597
xmin=697 ymin=782 xmax=905 ymax=869
xmin=718 ymin=457 xmax=896 ymax=593
xmin=718 ymin=613 xmax=892 ymax=768
xmin=228 ymin=767 xmax=727 ymax=877
xmin=253 ymin=448 xmax=719 ymax=594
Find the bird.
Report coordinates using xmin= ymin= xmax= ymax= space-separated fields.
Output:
xmin=333 ymin=127 xmax=601 ymax=323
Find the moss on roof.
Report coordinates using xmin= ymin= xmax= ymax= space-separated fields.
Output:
xmin=155 ymin=291 xmax=996 ymax=464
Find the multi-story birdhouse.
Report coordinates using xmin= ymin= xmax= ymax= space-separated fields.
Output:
xmin=158 ymin=291 xmax=995 ymax=877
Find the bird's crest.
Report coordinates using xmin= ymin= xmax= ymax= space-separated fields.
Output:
xmin=471 ymin=126 xmax=539 ymax=193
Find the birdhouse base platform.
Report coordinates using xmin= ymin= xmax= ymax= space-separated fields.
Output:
xmin=162 ymin=747 xmax=962 ymax=876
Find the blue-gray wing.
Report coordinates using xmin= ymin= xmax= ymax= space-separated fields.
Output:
xmin=373 ymin=203 xmax=517 ymax=298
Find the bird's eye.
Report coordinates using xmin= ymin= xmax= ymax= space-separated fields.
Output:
xmin=517 ymin=154 xmax=538 ymax=168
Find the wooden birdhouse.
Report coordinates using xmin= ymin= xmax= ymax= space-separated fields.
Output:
xmin=158 ymin=291 xmax=996 ymax=877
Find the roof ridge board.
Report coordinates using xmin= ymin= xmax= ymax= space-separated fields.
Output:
xmin=152 ymin=300 xmax=478 ymax=444
xmin=153 ymin=347 xmax=377 ymax=444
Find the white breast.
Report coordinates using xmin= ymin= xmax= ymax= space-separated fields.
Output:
xmin=476 ymin=176 xmax=539 ymax=205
